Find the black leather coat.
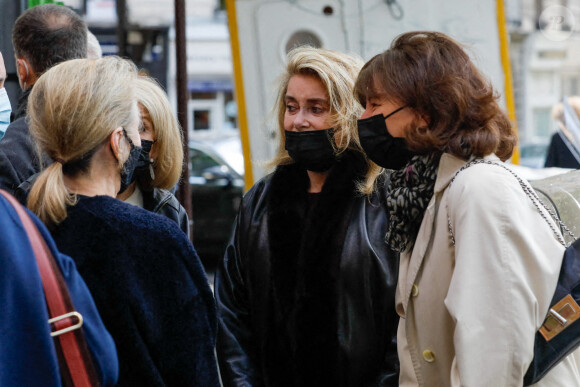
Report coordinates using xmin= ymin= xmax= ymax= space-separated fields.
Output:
xmin=215 ymin=152 xmax=399 ymax=387
xmin=142 ymin=187 xmax=190 ymax=236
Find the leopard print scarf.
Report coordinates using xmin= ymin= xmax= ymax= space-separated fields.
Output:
xmin=385 ymin=152 xmax=442 ymax=252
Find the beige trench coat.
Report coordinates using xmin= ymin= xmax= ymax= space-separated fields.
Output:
xmin=397 ymin=153 xmax=580 ymax=386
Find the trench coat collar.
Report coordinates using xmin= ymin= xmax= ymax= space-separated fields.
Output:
xmin=434 ymin=153 xmax=502 ymax=194
xmin=396 ymin=152 xmax=501 ymax=316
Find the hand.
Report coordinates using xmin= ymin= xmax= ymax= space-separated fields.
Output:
xmin=0 ymin=51 xmax=5 ymax=89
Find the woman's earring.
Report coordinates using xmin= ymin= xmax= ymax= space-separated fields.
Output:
xmin=149 ymin=159 xmax=155 ymax=180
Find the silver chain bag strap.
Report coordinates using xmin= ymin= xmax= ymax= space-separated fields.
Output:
xmin=447 ymin=159 xmax=574 ymax=247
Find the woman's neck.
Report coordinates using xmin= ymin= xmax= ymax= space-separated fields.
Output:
xmin=63 ymin=145 xmax=121 ymax=198
xmin=64 ymin=174 xmax=118 ymax=197
xmin=307 ymin=170 xmax=330 ymax=193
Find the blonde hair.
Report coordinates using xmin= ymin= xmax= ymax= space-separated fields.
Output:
xmin=135 ymin=76 xmax=184 ymax=189
xmin=28 ymin=56 xmax=138 ymax=227
xmin=269 ymin=46 xmax=382 ymax=193
xmin=552 ymin=96 xmax=580 ymax=129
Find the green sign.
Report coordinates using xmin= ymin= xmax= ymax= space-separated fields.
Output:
xmin=28 ymin=0 xmax=65 ymax=6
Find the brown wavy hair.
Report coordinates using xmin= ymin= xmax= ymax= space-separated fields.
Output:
xmin=355 ymin=31 xmax=516 ymax=161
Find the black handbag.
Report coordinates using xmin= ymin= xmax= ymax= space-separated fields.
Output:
xmin=448 ymin=159 xmax=580 ymax=385
xmin=523 ymin=238 xmax=580 ymax=385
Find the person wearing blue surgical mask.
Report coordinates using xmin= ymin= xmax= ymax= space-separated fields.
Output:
xmin=215 ymin=46 xmax=400 ymax=386
xmin=0 ymin=51 xmax=11 ymax=139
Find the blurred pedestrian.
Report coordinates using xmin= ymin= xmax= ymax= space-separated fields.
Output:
xmin=215 ymin=46 xmax=400 ymax=386
xmin=0 ymin=51 xmax=11 ymax=139
xmin=117 ymin=75 xmax=189 ymax=235
xmin=27 ymin=56 xmax=220 ymax=386
xmin=0 ymin=4 xmax=87 ymax=193
xmin=544 ymin=97 xmax=580 ymax=169
xmin=355 ymin=31 xmax=580 ymax=386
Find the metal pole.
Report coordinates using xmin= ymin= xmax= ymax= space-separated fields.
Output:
xmin=175 ymin=0 xmax=193 ymax=240
xmin=116 ymin=0 xmax=127 ymax=57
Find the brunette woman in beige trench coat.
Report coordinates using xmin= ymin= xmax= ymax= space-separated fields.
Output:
xmin=354 ymin=31 xmax=580 ymax=386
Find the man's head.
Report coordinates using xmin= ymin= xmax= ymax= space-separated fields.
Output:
xmin=12 ymin=4 xmax=87 ymax=90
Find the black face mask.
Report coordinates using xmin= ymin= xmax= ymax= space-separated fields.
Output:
xmin=357 ymin=107 xmax=414 ymax=170
xmin=118 ymin=129 xmax=142 ymax=194
xmin=136 ymin=139 xmax=154 ymax=170
xmin=285 ymin=128 xmax=336 ymax=172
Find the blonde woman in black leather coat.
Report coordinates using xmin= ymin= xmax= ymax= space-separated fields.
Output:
xmin=215 ymin=46 xmax=400 ymax=387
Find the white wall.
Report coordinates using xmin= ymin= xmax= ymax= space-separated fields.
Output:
xmin=233 ymin=0 xmax=506 ymax=180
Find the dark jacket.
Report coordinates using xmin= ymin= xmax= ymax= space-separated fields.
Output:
xmin=51 ymin=195 xmax=220 ymax=386
xmin=544 ymin=131 xmax=580 ymax=169
xmin=142 ymin=187 xmax=190 ymax=235
xmin=0 ymin=88 xmax=51 ymax=193
xmin=215 ymin=151 xmax=399 ymax=387
xmin=0 ymin=193 xmax=118 ymax=386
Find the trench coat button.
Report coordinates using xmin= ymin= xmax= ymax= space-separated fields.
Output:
xmin=411 ymin=284 xmax=419 ymax=297
xmin=422 ymin=349 xmax=436 ymax=363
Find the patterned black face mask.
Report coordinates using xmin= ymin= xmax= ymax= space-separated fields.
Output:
xmin=284 ymin=128 xmax=336 ymax=172
xmin=134 ymin=139 xmax=155 ymax=182
xmin=135 ymin=139 xmax=154 ymax=170
xmin=118 ymin=129 xmax=142 ymax=194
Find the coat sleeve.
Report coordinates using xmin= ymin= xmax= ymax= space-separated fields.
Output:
xmin=179 ymin=206 xmax=190 ymax=236
xmin=0 ymin=195 xmax=119 ymax=386
xmin=215 ymin=195 xmax=263 ymax=387
xmin=445 ymin=165 xmax=564 ymax=386
xmin=0 ymin=146 xmax=21 ymax=192
xmin=0 ymin=118 xmax=42 ymax=193
xmin=368 ymin=333 xmax=399 ymax=387
xmin=366 ymin=191 xmax=400 ymax=386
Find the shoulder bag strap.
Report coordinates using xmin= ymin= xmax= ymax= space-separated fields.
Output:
xmin=446 ymin=159 xmax=575 ymax=247
xmin=0 ymin=190 xmax=99 ymax=386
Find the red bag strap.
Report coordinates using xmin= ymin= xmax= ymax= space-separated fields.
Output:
xmin=0 ymin=190 xmax=99 ymax=386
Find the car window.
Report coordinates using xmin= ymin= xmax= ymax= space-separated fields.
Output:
xmin=190 ymin=149 xmax=220 ymax=177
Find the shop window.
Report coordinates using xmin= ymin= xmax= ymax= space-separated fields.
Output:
xmin=533 ymin=107 xmax=552 ymax=139
xmin=193 ymin=110 xmax=211 ymax=131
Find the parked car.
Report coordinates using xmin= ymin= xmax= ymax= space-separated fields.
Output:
xmin=188 ymin=133 xmax=244 ymax=268
xmin=519 ymin=140 xmax=549 ymax=169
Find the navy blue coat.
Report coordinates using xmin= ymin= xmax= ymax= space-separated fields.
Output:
xmin=0 ymin=193 xmax=118 ymax=386
xmin=52 ymin=195 xmax=220 ymax=386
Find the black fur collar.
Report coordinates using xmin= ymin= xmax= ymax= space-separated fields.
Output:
xmin=264 ymin=151 xmax=367 ymax=386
